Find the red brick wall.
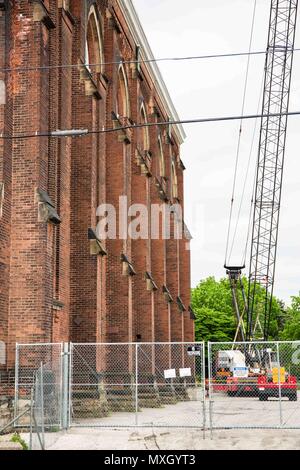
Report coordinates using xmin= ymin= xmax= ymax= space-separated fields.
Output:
xmin=0 ymin=2 xmax=11 ymax=371
xmin=6 ymin=2 xmax=53 ymax=367
xmin=0 ymin=0 xmax=193 ymax=370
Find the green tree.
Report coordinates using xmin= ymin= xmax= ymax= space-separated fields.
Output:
xmin=191 ymin=276 xmax=284 ymax=342
xmin=280 ymin=293 xmax=300 ymax=340
xmin=191 ymin=277 xmax=236 ymax=342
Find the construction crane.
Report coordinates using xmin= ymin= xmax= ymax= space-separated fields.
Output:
xmin=226 ymin=0 xmax=298 ymax=343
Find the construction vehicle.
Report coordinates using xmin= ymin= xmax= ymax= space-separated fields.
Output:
xmin=212 ymin=347 xmax=297 ymax=400
xmin=219 ymin=1 xmax=299 ymax=402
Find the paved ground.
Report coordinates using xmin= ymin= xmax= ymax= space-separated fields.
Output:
xmin=21 ymin=427 xmax=300 ymax=450
xmin=210 ymin=392 xmax=300 ymax=428
xmin=21 ymin=391 xmax=300 ymax=450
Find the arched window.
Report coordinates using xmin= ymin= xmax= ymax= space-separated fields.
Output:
xmin=158 ymin=134 xmax=165 ymax=177
xmin=171 ymin=159 xmax=178 ymax=199
xmin=140 ymin=102 xmax=150 ymax=151
xmin=85 ymin=5 xmax=103 ymax=74
xmin=116 ymin=64 xmax=130 ymax=118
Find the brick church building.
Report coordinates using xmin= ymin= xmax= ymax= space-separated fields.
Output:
xmin=0 ymin=0 xmax=194 ymax=370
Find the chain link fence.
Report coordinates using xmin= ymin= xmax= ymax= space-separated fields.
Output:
xmin=12 ymin=340 xmax=300 ymax=437
xmin=69 ymin=342 xmax=205 ymax=428
xmin=29 ymin=358 xmax=63 ymax=450
xmin=0 ymin=370 xmax=15 ymax=431
xmin=15 ymin=343 xmax=63 ymax=429
xmin=208 ymin=341 xmax=300 ymax=430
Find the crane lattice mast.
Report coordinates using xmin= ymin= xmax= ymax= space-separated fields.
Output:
xmin=247 ymin=0 xmax=298 ymax=341
xmin=227 ymin=0 xmax=298 ymax=342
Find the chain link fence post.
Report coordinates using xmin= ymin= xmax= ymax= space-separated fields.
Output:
xmin=68 ymin=342 xmax=73 ymax=428
xmin=207 ymin=342 xmax=213 ymax=438
xmin=14 ymin=343 xmax=19 ymax=424
xmin=135 ymin=343 xmax=138 ymax=426
xmin=276 ymin=342 xmax=283 ymax=428
xmin=39 ymin=362 xmax=45 ymax=449
xmin=29 ymin=387 xmax=34 ymax=450
xmin=62 ymin=342 xmax=69 ymax=429
xmin=202 ymin=342 xmax=206 ymax=439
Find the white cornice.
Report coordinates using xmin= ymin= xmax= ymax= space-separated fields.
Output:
xmin=117 ymin=0 xmax=186 ymax=145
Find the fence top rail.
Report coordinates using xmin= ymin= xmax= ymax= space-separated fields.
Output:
xmin=70 ymin=342 xmax=204 ymax=346
xmin=16 ymin=343 xmax=63 ymax=347
xmin=208 ymin=340 xmax=300 ymax=345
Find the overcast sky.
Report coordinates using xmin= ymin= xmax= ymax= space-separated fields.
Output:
xmin=132 ymin=0 xmax=300 ymax=304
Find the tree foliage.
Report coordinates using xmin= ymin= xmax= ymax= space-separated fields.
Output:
xmin=191 ymin=276 xmax=285 ymax=342
xmin=280 ymin=293 xmax=300 ymax=341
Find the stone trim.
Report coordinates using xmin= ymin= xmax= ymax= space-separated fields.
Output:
xmin=155 ymin=176 xmax=169 ymax=202
xmin=53 ymin=299 xmax=64 ymax=311
xmin=136 ymin=148 xmax=152 ymax=177
xmin=162 ymin=285 xmax=173 ymax=303
xmin=188 ymin=306 xmax=196 ymax=320
xmin=176 ymin=296 xmax=186 ymax=312
xmin=121 ymin=254 xmax=136 ymax=276
xmin=145 ymin=271 xmax=158 ymax=291
xmin=32 ymin=0 xmax=56 ymax=29
xmin=88 ymin=228 xmax=107 ymax=256
xmin=36 ymin=189 xmax=61 ymax=225
xmin=0 ymin=182 xmax=4 ymax=218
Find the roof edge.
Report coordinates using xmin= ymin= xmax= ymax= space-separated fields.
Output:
xmin=117 ymin=0 xmax=186 ymax=145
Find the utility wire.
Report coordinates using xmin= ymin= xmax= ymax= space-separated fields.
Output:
xmin=1 ymin=111 xmax=300 ymax=140
xmin=1 ymin=48 xmax=300 ymax=73
xmin=224 ymin=0 xmax=257 ymax=266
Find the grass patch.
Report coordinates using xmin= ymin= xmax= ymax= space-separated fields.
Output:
xmin=10 ymin=433 xmax=28 ymax=450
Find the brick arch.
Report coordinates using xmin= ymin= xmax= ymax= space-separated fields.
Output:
xmin=116 ymin=64 xmax=130 ymax=118
xmin=85 ymin=4 xmax=104 ymax=74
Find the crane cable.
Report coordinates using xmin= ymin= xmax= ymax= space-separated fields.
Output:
xmin=224 ymin=0 xmax=257 ymax=266
xmin=228 ymin=73 xmax=265 ymax=265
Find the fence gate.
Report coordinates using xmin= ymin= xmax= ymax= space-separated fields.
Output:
xmin=208 ymin=341 xmax=300 ymax=430
xmin=69 ymin=342 xmax=205 ymax=428
xmin=15 ymin=343 xmax=64 ymax=429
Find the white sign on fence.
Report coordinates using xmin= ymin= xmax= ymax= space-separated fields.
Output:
xmin=179 ymin=368 xmax=192 ymax=377
xmin=164 ymin=369 xmax=176 ymax=379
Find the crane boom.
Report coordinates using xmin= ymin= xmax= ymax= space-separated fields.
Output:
xmin=226 ymin=0 xmax=298 ymax=342
xmin=247 ymin=0 xmax=298 ymax=341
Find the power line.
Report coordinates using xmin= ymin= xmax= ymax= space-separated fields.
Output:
xmin=1 ymin=111 xmax=300 ymax=139
xmin=1 ymin=47 xmax=300 ymax=73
